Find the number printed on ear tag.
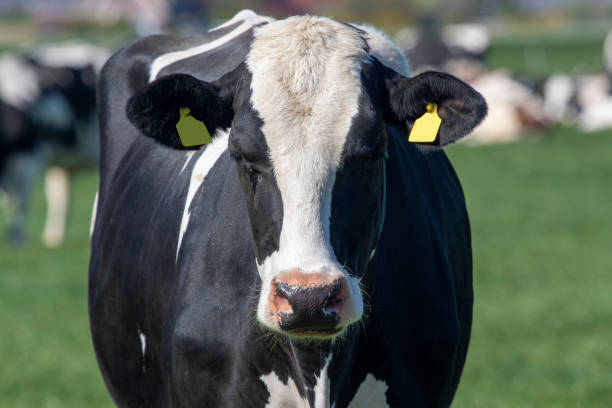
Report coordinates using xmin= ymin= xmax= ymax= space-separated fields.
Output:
xmin=408 ymin=103 xmax=442 ymax=143
xmin=176 ymin=107 xmax=213 ymax=147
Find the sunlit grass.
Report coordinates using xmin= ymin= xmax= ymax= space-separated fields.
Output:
xmin=0 ymin=126 xmax=611 ymax=407
xmin=448 ymin=126 xmax=612 ymax=407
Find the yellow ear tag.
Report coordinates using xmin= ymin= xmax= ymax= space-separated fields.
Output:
xmin=408 ymin=103 xmax=442 ymax=143
xmin=176 ymin=107 xmax=212 ymax=147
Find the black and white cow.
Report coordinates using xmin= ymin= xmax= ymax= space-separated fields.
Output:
xmin=0 ymin=42 xmax=108 ymax=246
xmin=89 ymin=10 xmax=486 ymax=407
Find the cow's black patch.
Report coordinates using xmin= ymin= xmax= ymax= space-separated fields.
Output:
xmin=126 ymin=73 xmax=234 ymax=149
xmin=368 ymin=57 xmax=487 ymax=147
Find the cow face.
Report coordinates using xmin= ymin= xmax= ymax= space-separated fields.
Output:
xmin=126 ymin=16 xmax=486 ymax=339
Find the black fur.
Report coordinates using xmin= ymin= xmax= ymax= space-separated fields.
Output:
xmin=371 ymin=58 xmax=487 ymax=146
xmin=126 ymin=73 xmax=234 ymax=149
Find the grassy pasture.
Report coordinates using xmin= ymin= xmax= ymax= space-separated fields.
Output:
xmin=1 ymin=126 xmax=611 ymax=407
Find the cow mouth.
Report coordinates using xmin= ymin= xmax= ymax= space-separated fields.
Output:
xmin=285 ymin=327 xmax=343 ymax=339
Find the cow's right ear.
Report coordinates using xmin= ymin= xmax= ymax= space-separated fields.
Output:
xmin=126 ymin=73 xmax=234 ymax=149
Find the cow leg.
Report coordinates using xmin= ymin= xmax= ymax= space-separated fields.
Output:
xmin=42 ymin=166 xmax=69 ymax=247
xmin=1 ymin=151 xmax=43 ymax=245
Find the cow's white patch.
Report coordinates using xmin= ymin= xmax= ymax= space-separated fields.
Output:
xmin=347 ymin=374 xmax=389 ymax=408
xmin=355 ymin=24 xmax=410 ymax=76
xmin=247 ymin=16 xmax=367 ymax=330
xmin=261 ymin=370 xmax=309 ymax=408
xmin=149 ymin=10 xmax=273 ymax=82
xmin=89 ymin=189 xmax=99 ymax=239
xmin=176 ymin=130 xmax=229 ymax=261
xmin=260 ymin=353 xmax=332 ymax=408
xmin=0 ymin=54 xmax=40 ymax=108
xmin=210 ymin=9 xmax=270 ymax=32
xmin=442 ymin=24 xmax=491 ymax=56
xmin=179 ymin=151 xmax=195 ymax=175
xmin=137 ymin=325 xmax=146 ymax=373
xmin=42 ymin=166 xmax=69 ymax=248
xmin=139 ymin=331 xmax=146 ymax=356
xmin=605 ymin=29 xmax=612 ymax=73
xmin=313 ymin=353 xmax=332 ymax=407
xmin=30 ymin=41 xmax=110 ymax=72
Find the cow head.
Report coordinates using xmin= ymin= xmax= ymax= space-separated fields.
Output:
xmin=126 ymin=16 xmax=486 ymax=339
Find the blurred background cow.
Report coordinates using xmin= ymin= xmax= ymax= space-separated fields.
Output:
xmin=0 ymin=0 xmax=611 ymax=407
xmin=0 ymin=42 xmax=109 ymax=246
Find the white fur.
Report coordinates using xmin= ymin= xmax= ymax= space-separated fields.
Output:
xmin=31 ymin=41 xmax=110 ymax=72
xmin=356 ymin=24 xmax=410 ymax=76
xmin=138 ymin=331 xmax=146 ymax=356
xmin=149 ymin=11 xmax=273 ymax=82
xmin=260 ymin=370 xmax=309 ymax=407
xmin=210 ymin=9 xmax=271 ymax=32
xmin=260 ymin=353 xmax=331 ymax=408
xmin=246 ymin=16 xmax=368 ymax=330
xmin=176 ymin=130 xmax=229 ymax=261
xmin=0 ymin=54 xmax=40 ymax=108
xmin=604 ymin=28 xmax=612 ymax=73
xmin=179 ymin=151 xmax=195 ymax=175
xmin=543 ymin=73 xmax=576 ymax=123
xmin=465 ymin=69 xmax=546 ymax=144
xmin=42 ymin=166 xmax=70 ymax=248
xmin=442 ymin=24 xmax=491 ymax=55
xmin=578 ymin=97 xmax=612 ymax=132
xmin=347 ymin=374 xmax=389 ymax=408
xmin=89 ymin=189 xmax=99 ymax=238
xmin=137 ymin=326 xmax=146 ymax=373
xmin=313 ymin=353 xmax=332 ymax=407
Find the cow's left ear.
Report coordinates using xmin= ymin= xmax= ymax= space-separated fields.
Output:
xmin=384 ymin=69 xmax=487 ymax=147
xmin=126 ymin=73 xmax=235 ymax=149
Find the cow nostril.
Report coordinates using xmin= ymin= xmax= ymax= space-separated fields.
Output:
xmin=271 ymin=278 xmax=343 ymax=334
xmin=273 ymin=283 xmax=293 ymax=315
xmin=323 ymin=281 xmax=342 ymax=313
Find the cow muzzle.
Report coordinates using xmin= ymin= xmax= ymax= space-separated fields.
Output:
xmin=267 ymin=268 xmax=357 ymax=338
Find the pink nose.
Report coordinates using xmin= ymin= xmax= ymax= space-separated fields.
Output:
xmin=268 ymin=269 xmax=348 ymax=336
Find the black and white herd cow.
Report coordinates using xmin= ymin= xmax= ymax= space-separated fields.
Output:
xmin=89 ymin=10 xmax=486 ymax=407
xmin=0 ymin=42 xmax=107 ymax=246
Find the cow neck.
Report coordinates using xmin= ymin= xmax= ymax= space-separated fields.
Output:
xmin=362 ymin=151 xmax=387 ymax=281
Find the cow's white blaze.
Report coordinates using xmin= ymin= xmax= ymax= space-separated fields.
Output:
xmin=246 ymin=16 xmax=368 ymax=329
xmin=347 ymin=374 xmax=389 ymax=408
xmin=148 ymin=11 xmax=273 ymax=82
xmin=176 ymin=130 xmax=229 ymax=261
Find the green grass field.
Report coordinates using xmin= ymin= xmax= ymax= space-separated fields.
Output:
xmin=1 ymin=126 xmax=611 ymax=407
